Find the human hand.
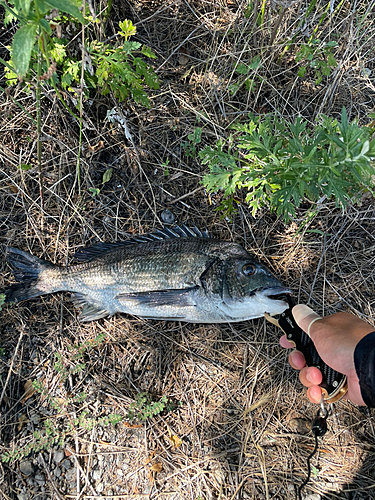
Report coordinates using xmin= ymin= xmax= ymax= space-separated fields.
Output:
xmin=280 ymin=305 xmax=374 ymax=405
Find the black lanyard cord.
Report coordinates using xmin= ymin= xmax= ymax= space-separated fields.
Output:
xmin=297 ymin=406 xmax=328 ymax=500
xmin=298 ymin=432 xmax=319 ymax=500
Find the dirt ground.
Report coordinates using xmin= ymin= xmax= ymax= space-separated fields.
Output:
xmin=1 ymin=0 xmax=375 ymax=499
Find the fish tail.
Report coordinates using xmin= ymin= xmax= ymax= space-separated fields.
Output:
xmin=4 ymin=247 xmax=59 ymax=303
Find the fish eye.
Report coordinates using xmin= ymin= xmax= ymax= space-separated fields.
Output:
xmin=242 ymin=263 xmax=257 ymax=276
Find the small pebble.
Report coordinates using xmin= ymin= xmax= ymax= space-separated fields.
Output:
xmin=54 ymin=467 xmax=61 ymax=478
xmin=35 ymin=472 xmax=46 ymax=486
xmin=19 ymin=461 xmax=34 ymax=476
xmin=65 ymin=469 xmax=76 ymax=481
xmin=17 ymin=493 xmax=29 ymax=500
xmin=30 ymin=413 xmax=40 ymax=425
xmin=53 ymin=450 xmax=64 ymax=464
xmin=161 ymin=209 xmax=175 ymax=224
xmin=96 ymin=483 xmax=104 ymax=493
xmin=62 ymin=459 xmax=72 ymax=470
xmin=92 ymin=469 xmax=101 ymax=481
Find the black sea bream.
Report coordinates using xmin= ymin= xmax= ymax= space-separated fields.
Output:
xmin=3 ymin=226 xmax=291 ymax=323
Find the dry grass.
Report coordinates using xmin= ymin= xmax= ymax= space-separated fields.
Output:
xmin=1 ymin=0 xmax=375 ymax=499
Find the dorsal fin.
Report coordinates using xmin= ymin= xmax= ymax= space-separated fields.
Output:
xmin=73 ymin=225 xmax=210 ymax=262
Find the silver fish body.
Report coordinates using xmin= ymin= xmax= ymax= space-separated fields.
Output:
xmin=3 ymin=226 xmax=291 ymax=323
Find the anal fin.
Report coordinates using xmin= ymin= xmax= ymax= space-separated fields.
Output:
xmin=71 ymin=293 xmax=110 ymax=322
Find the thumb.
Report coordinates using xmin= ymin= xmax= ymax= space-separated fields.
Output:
xmin=292 ymin=304 xmax=322 ymax=339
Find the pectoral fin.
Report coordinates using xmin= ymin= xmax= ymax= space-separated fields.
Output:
xmin=116 ymin=287 xmax=198 ymax=308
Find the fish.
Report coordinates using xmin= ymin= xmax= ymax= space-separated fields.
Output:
xmin=2 ymin=225 xmax=291 ymax=323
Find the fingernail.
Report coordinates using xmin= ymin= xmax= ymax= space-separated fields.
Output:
xmin=306 ymin=371 xmax=314 ymax=383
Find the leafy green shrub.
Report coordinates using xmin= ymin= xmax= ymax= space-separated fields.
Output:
xmin=63 ymin=20 xmax=159 ymax=106
xmin=200 ymin=108 xmax=375 ymax=222
xmin=3 ymin=3 xmax=159 ymax=107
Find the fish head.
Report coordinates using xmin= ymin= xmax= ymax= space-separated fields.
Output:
xmin=214 ymin=251 xmax=292 ymax=320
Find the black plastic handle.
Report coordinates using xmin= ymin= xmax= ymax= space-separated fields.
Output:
xmin=279 ymin=297 xmax=347 ymax=403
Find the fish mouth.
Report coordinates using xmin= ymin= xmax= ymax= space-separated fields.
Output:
xmin=260 ymin=287 xmax=293 ymax=303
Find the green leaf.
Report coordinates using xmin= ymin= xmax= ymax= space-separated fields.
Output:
xmin=327 ymin=53 xmax=337 ymax=68
xmin=12 ymin=23 xmax=38 ymax=77
xmin=18 ymin=163 xmax=32 ymax=170
xmin=14 ymin=0 xmax=32 ymax=16
xmin=235 ymin=63 xmax=249 ymax=75
xmin=119 ymin=19 xmax=137 ymax=40
xmin=102 ymin=168 xmax=113 ymax=184
xmin=44 ymin=0 xmax=84 ymax=22
xmin=297 ymin=66 xmax=306 ymax=77
xmin=188 ymin=127 xmax=202 ymax=145
xmin=248 ymin=57 xmax=261 ymax=71
xmin=360 ymin=140 xmax=369 ymax=156
xmin=143 ymin=68 xmax=159 ymax=89
xmin=39 ymin=18 xmax=52 ymax=34
xmin=245 ymin=78 xmax=256 ymax=92
xmin=141 ymin=45 xmax=157 ymax=59
xmin=89 ymin=187 xmax=100 ymax=196
xmin=121 ymin=41 xmax=141 ymax=54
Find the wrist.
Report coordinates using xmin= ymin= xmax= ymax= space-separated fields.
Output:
xmin=354 ymin=331 xmax=375 ymax=407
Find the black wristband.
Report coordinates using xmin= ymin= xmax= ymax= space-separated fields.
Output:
xmin=354 ymin=331 xmax=375 ymax=408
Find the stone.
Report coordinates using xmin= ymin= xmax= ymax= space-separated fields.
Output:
xmin=19 ymin=461 xmax=34 ymax=476
xmin=96 ymin=483 xmax=104 ymax=493
xmin=161 ymin=209 xmax=175 ymax=224
xmin=62 ymin=459 xmax=72 ymax=470
xmin=65 ymin=469 xmax=76 ymax=481
xmin=54 ymin=467 xmax=61 ymax=478
xmin=53 ymin=450 xmax=65 ymax=464
xmin=17 ymin=493 xmax=29 ymax=500
xmin=35 ymin=473 xmax=45 ymax=485
xmin=92 ymin=469 xmax=101 ymax=481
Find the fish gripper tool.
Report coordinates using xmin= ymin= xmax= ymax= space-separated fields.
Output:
xmin=265 ymin=296 xmax=347 ymax=403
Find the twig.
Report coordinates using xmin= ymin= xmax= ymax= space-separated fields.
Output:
xmin=0 ymin=328 xmax=24 ymax=407
xmin=38 ymin=453 xmax=65 ymax=500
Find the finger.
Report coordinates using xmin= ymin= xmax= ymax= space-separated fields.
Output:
xmin=288 ymin=350 xmax=306 ymax=370
xmin=299 ymin=366 xmax=323 ymax=387
xmin=280 ymin=334 xmax=295 ymax=349
xmin=292 ymin=305 xmax=322 ymax=338
xmin=307 ymin=385 xmax=323 ymax=404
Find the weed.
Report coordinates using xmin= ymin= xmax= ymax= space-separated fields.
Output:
xmin=200 ymin=108 xmax=375 ymax=222
xmin=229 ymin=57 xmax=262 ymax=96
xmin=296 ymin=38 xmax=338 ymax=85
xmin=4 ymin=4 xmax=159 ymax=108
xmin=2 ymin=418 xmax=65 ymax=464
xmin=128 ymin=392 xmax=178 ymax=421
xmin=182 ymin=127 xmax=202 ymax=158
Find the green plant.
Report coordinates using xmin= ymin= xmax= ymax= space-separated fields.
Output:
xmin=182 ymin=127 xmax=202 ymax=158
xmin=62 ymin=20 xmax=159 ymax=106
xmin=229 ymin=57 xmax=262 ymax=96
xmin=4 ymin=2 xmax=159 ymax=108
xmin=52 ymin=333 xmax=106 ymax=383
xmin=295 ymin=38 xmax=338 ymax=85
xmin=128 ymin=392 xmax=176 ymax=421
xmin=200 ymin=108 xmax=375 ymax=222
xmin=2 ymin=418 xmax=65 ymax=463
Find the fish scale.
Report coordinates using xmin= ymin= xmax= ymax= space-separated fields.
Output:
xmin=3 ymin=226 xmax=291 ymax=323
